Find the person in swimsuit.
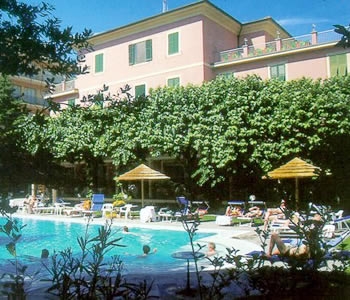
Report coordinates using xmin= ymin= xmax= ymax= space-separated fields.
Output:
xmin=266 ymin=214 xmax=324 ymax=258
xmin=266 ymin=232 xmax=309 ymax=258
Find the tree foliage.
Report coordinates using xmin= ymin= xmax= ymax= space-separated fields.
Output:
xmin=334 ymin=24 xmax=350 ymax=48
xmin=23 ymin=75 xmax=350 ymax=204
xmin=0 ymin=0 xmax=92 ymax=77
xmin=0 ymin=0 xmax=92 ymax=195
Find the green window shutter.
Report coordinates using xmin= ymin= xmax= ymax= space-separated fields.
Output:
xmin=168 ymin=32 xmax=179 ymax=55
xmin=270 ymin=66 xmax=276 ymax=77
xmin=95 ymin=53 xmax=104 ymax=73
xmin=270 ymin=64 xmax=285 ymax=81
xmin=217 ymin=72 xmax=234 ymax=79
xmin=146 ymin=40 xmax=152 ymax=61
xmin=330 ymin=54 xmax=347 ymax=77
xmin=167 ymin=77 xmax=180 ymax=87
xmin=68 ymin=98 xmax=75 ymax=107
xmin=135 ymin=84 xmax=146 ymax=98
xmin=129 ymin=44 xmax=135 ymax=65
xmin=277 ymin=64 xmax=286 ymax=81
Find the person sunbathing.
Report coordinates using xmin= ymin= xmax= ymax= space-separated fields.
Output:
xmin=225 ymin=205 xmax=243 ymax=217
xmin=266 ymin=214 xmax=324 ymax=259
xmin=266 ymin=232 xmax=309 ymax=258
xmin=225 ymin=205 xmax=232 ymax=216
xmin=245 ymin=206 xmax=263 ymax=218
xmin=263 ymin=199 xmax=286 ymax=230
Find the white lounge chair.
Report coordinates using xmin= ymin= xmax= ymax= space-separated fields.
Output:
xmin=158 ymin=207 xmax=173 ymax=222
xmin=63 ymin=204 xmax=84 ymax=217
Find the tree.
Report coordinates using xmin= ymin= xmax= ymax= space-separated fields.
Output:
xmin=0 ymin=0 xmax=92 ymax=77
xmin=334 ymin=24 xmax=350 ymax=48
xmin=0 ymin=0 xmax=92 ymax=196
xmin=0 ymin=75 xmax=27 ymax=193
xmin=20 ymin=75 xmax=350 ymax=205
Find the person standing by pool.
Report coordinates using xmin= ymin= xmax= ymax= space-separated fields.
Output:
xmin=28 ymin=195 xmax=37 ymax=214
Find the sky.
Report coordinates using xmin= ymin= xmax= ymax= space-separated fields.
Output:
xmin=26 ymin=0 xmax=349 ymax=37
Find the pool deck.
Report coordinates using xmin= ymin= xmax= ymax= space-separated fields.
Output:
xmin=6 ymin=213 xmax=263 ymax=299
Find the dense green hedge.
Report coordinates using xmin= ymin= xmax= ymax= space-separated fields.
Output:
xmin=9 ymin=75 xmax=350 ymax=203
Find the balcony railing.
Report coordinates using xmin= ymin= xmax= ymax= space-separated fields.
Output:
xmin=217 ymin=29 xmax=340 ymax=64
xmin=53 ymin=80 xmax=76 ymax=94
xmin=21 ymin=95 xmax=48 ymax=107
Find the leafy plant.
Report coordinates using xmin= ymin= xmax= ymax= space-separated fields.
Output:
xmin=45 ymin=219 xmax=128 ymax=298
xmin=0 ymin=209 xmax=40 ymax=298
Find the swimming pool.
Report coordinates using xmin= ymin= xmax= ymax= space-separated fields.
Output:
xmin=0 ymin=217 xmax=215 ymax=274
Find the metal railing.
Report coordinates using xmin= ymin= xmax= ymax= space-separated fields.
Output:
xmin=217 ymin=29 xmax=340 ymax=64
xmin=53 ymin=80 xmax=75 ymax=94
xmin=21 ymin=95 xmax=48 ymax=106
xmin=281 ymin=33 xmax=312 ymax=50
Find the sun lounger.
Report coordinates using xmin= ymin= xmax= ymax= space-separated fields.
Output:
xmin=215 ymin=200 xmax=244 ymax=226
xmin=330 ymin=215 xmax=350 ymax=231
xmin=81 ymin=194 xmax=105 ymax=217
xmin=237 ymin=200 xmax=266 ymax=226
xmin=158 ymin=207 xmax=173 ymax=222
xmin=192 ymin=201 xmax=210 ymax=216
xmin=176 ymin=196 xmax=191 ymax=215
xmin=63 ymin=204 xmax=84 ymax=217
xmin=245 ymin=232 xmax=350 ymax=266
xmin=33 ymin=206 xmax=55 ymax=214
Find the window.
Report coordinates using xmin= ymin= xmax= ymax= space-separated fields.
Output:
xmin=129 ymin=40 xmax=152 ymax=65
xmin=217 ymin=72 xmax=234 ymax=79
xmin=270 ymin=64 xmax=286 ymax=81
xmin=167 ymin=77 xmax=180 ymax=87
xmin=12 ymin=85 xmax=21 ymax=97
xmin=168 ymin=32 xmax=179 ymax=55
xmin=23 ymin=87 xmax=36 ymax=101
xmin=135 ymin=84 xmax=146 ymax=98
xmin=68 ymin=98 xmax=75 ymax=107
xmin=330 ymin=53 xmax=347 ymax=77
xmin=95 ymin=53 xmax=104 ymax=73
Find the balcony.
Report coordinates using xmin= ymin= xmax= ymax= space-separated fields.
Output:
xmin=53 ymin=80 xmax=76 ymax=94
xmin=217 ymin=29 xmax=341 ymax=64
xmin=21 ymin=95 xmax=48 ymax=107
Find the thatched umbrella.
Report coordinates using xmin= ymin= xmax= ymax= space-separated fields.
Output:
xmin=264 ymin=157 xmax=321 ymax=209
xmin=116 ymin=164 xmax=170 ymax=207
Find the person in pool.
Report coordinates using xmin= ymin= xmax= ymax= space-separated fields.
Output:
xmin=41 ymin=249 xmax=49 ymax=259
xmin=142 ymin=245 xmax=157 ymax=256
xmin=205 ymin=242 xmax=217 ymax=257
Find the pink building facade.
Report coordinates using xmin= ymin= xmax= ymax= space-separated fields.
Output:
xmin=50 ymin=0 xmax=349 ymax=108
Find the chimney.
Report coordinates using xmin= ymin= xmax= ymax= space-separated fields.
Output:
xmin=162 ymin=0 xmax=168 ymax=12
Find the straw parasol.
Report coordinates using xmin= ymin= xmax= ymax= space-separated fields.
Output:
xmin=264 ymin=157 xmax=321 ymax=208
xmin=116 ymin=164 xmax=170 ymax=207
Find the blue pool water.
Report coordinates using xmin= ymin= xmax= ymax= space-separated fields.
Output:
xmin=0 ymin=217 xmax=214 ymax=274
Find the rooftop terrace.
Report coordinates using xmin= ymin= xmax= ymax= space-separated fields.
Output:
xmin=215 ymin=29 xmax=341 ymax=65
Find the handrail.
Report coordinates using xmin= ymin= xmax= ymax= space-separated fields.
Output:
xmin=218 ymin=28 xmax=340 ymax=64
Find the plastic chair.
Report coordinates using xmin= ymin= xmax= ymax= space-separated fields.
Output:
xmin=102 ymin=203 xmax=114 ymax=217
